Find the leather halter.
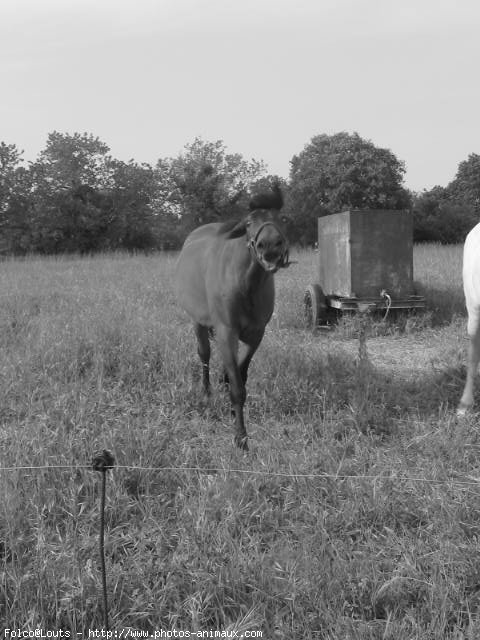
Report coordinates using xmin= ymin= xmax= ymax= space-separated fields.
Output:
xmin=246 ymin=220 xmax=290 ymax=270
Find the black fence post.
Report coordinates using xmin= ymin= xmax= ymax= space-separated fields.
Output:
xmin=92 ymin=450 xmax=115 ymax=631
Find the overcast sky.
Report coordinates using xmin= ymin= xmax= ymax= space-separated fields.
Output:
xmin=1 ymin=0 xmax=479 ymax=192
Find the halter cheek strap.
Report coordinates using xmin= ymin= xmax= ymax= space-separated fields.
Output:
xmin=247 ymin=221 xmax=290 ymax=269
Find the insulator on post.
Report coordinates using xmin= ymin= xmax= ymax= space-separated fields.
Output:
xmin=92 ymin=450 xmax=115 ymax=473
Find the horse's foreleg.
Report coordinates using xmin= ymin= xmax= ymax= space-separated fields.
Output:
xmin=458 ymin=311 xmax=480 ymax=415
xmin=239 ymin=329 xmax=264 ymax=385
xmin=216 ymin=328 xmax=248 ymax=451
xmin=194 ymin=323 xmax=211 ymax=397
xmin=219 ymin=369 xmax=230 ymax=389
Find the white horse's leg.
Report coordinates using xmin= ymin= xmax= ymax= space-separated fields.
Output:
xmin=458 ymin=310 xmax=480 ymax=415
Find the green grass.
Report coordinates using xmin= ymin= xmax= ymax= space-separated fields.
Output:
xmin=1 ymin=245 xmax=479 ymax=638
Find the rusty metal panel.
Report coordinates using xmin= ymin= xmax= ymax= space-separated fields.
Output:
xmin=350 ymin=210 xmax=413 ymax=297
xmin=318 ymin=210 xmax=413 ymax=298
xmin=318 ymin=212 xmax=351 ymax=296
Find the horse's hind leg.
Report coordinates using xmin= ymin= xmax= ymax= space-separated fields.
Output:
xmin=194 ymin=323 xmax=211 ymax=396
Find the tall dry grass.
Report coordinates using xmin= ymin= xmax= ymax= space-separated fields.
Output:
xmin=1 ymin=244 xmax=479 ymax=638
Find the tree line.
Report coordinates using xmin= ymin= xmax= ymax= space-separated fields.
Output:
xmin=1 ymin=130 xmax=479 ymax=255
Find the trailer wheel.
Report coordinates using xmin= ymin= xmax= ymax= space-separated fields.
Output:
xmin=304 ymin=284 xmax=328 ymax=329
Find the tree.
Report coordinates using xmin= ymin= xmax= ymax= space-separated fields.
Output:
xmin=288 ymin=132 xmax=411 ymax=244
xmin=31 ymin=131 xmax=110 ymax=192
xmin=411 ymin=153 xmax=480 ymax=244
xmin=26 ymin=132 xmax=113 ymax=252
xmin=162 ymin=138 xmax=266 ymax=235
xmin=0 ymin=142 xmax=34 ymax=254
xmin=0 ymin=133 xmax=271 ymax=254
xmin=0 ymin=142 xmax=23 ymax=214
xmin=106 ymin=158 xmax=165 ymax=251
xmin=412 ymin=186 xmax=477 ymax=243
xmin=447 ymin=153 xmax=480 ymax=211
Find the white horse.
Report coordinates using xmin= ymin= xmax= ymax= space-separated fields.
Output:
xmin=458 ymin=221 xmax=480 ymax=415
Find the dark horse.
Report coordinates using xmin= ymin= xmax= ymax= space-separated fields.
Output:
xmin=174 ymin=182 xmax=289 ymax=450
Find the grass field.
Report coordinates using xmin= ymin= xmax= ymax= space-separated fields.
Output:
xmin=2 ymin=244 xmax=480 ymax=638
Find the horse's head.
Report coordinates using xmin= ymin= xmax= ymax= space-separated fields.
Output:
xmin=221 ymin=180 xmax=289 ymax=272
xmin=245 ymin=210 xmax=289 ymax=272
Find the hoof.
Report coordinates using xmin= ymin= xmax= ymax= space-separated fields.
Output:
xmin=235 ymin=435 xmax=249 ymax=452
xmin=457 ymin=399 xmax=472 ymax=417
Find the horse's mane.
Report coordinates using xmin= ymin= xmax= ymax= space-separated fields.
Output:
xmin=217 ymin=217 xmax=243 ymax=236
xmin=217 ymin=181 xmax=284 ymax=238
xmin=248 ymin=180 xmax=283 ymax=212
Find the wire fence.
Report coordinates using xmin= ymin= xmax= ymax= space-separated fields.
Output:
xmin=3 ymin=448 xmax=480 ymax=631
xmin=2 ymin=461 xmax=480 ymax=485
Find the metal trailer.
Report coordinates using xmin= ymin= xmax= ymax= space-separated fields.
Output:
xmin=304 ymin=209 xmax=425 ymax=327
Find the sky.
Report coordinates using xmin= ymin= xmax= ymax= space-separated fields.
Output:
xmin=1 ymin=0 xmax=479 ymax=192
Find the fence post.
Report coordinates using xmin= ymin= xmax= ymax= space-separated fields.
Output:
xmin=92 ymin=449 xmax=115 ymax=631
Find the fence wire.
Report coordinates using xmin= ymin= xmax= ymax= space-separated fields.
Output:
xmin=3 ymin=452 xmax=480 ymax=630
xmin=1 ymin=461 xmax=480 ymax=487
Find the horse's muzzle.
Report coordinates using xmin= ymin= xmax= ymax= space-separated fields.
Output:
xmin=258 ymin=247 xmax=289 ymax=273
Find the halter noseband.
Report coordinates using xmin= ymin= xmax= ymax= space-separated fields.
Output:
xmin=247 ymin=220 xmax=290 ymax=270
